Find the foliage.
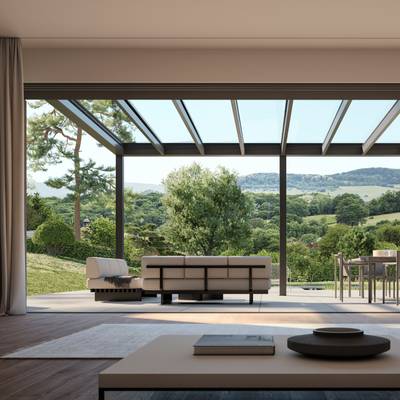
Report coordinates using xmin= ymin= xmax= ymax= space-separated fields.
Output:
xmin=335 ymin=193 xmax=368 ymax=225
xmin=376 ymin=224 xmax=400 ymax=246
xmin=127 ymin=223 xmax=170 ymax=255
xmin=318 ymin=224 xmax=351 ymax=258
xmin=338 ymin=228 xmax=376 ymax=259
xmin=251 ymin=227 xmax=279 ymax=253
xmin=32 ymin=218 xmax=75 ymax=255
xmin=83 ymin=217 xmax=116 ymax=249
xmin=162 ymin=164 xmax=253 ymax=255
xmin=27 ymin=192 xmax=53 ymax=230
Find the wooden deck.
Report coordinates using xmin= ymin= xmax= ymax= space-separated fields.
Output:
xmin=1 ymin=313 xmax=400 ymax=399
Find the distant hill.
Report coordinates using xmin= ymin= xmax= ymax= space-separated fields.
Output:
xmin=28 ymin=180 xmax=164 ymax=198
xmin=29 ymin=168 xmax=400 ymax=199
xmin=237 ymin=168 xmax=400 ymax=192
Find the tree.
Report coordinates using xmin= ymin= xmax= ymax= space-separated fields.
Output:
xmin=27 ymin=193 xmax=53 ymax=230
xmin=319 ymin=224 xmax=351 ymax=258
xmin=251 ymin=227 xmax=279 ymax=253
xmin=335 ymin=194 xmax=368 ymax=226
xmin=83 ymin=217 xmax=116 ymax=249
xmin=162 ymin=164 xmax=253 ymax=255
xmin=376 ymin=224 xmax=400 ymax=246
xmin=338 ymin=228 xmax=376 ymax=259
xmin=27 ymin=100 xmax=133 ymax=239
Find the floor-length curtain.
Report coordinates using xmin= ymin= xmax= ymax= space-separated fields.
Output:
xmin=0 ymin=38 xmax=26 ymax=315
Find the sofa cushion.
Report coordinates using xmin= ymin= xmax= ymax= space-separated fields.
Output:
xmin=185 ymin=256 xmax=227 ymax=266
xmin=141 ymin=256 xmax=185 ymax=278
xmin=185 ymin=268 xmax=205 ymax=279
xmin=142 ymin=278 xmax=204 ymax=291
xmin=228 ymin=267 xmax=272 ymax=279
xmin=87 ymin=277 xmax=142 ymax=290
xmin=228 ymin=256 xmax=271 ymax=266
xmin=86 ymin=257 xmax=129 ymax=279
xmin=208 ymin=279 xmax=271 ymax=291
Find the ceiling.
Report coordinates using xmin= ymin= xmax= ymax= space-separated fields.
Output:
xmin=2 ymin=0 xmax=400 ymax=49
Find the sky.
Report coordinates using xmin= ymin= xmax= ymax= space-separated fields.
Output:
xmin=27 ymin=100 xmax=400 ymax=184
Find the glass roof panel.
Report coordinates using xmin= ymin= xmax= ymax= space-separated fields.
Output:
xmin=288 ymin=100 xmax=341 ymax=143
xmin=333 ymin=100 xmax=396 ymax=143
xmin=377 ymin=108 xmax=400 ymax=143
xmin=129 ymin=100 xmax=192 ymax=143
xmin=79 ymin=100 xmax=148 ymax=143
xmin=237 ymin=100 xmax=284 ymax=143
xmin=183 ymin=100 xmax=237 ymax=142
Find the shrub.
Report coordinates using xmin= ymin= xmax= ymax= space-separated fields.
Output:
xmin=32 ymin=218 xmax=75 ymax=255
xmin=338 ymin=228 xmax=376 ymax=259
xmin=83 ymin=217 xmax=116 ymax=249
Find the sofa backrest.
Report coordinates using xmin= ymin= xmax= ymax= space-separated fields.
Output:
xmin=86 ymin=257 xmax=129 ymax=279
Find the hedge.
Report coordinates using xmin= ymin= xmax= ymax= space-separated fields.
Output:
xmin=26 ymin=238 xmax=140 ymax=271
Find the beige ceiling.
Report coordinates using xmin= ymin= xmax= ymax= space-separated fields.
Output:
xmin=1 ymin=0 xmax=400 ymax=49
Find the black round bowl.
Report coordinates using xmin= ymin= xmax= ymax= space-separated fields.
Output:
xmin=288 ymin=328 xmax=390 ymax=359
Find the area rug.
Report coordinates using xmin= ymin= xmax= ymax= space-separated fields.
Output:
xmin=3 ymin=323 xmax=400 ymax=359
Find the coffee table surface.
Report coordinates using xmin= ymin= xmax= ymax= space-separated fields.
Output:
xmin=99 ymin=335 xmax=399 ymax=389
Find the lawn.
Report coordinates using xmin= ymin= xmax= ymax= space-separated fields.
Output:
xmin=364 ymin=212 xmax=400 ymax=226
xmin=27 ymin=253 xmax=87 ymax=296
xmin=304 ymin=214 xmax=336 ymax=225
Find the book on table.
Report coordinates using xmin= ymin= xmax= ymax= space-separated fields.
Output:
xmin=193 ymin=334 xmax=275 ymax=355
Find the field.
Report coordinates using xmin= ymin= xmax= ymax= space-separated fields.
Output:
xmin=27 ymin=253 xmax=86 ymax=296
xmin=304 ymin=214 xmax=336 ymax=224
xmin=364 ymin=212 xmax=400 ymax=226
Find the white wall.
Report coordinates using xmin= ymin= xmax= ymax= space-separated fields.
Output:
xmin=23 ymin=48 xmax=400 ymax=83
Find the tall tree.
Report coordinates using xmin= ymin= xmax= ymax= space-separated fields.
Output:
xmin=162 ymin=164 xmax=253 ymax=255
xmin=27 ymin=100 xmax=134 ymax=239
xmin=335 ymin=194 xmax=368 ymax=226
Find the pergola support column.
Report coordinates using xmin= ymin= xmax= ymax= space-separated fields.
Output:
xmin=279 ymin=155 xmax=287 ymax=296
xmin=116 ymin=155 xmax=124 ymax=259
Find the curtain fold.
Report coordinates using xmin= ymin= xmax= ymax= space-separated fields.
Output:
xmin=0 ymin=38 xmax=26 ymax=315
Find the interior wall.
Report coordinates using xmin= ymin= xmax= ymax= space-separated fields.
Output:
xmin=23 ymin=48 xmax=400 ymax=84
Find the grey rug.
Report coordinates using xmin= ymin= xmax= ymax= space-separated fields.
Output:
xmin=3 ymin=323 xmax=400 ymax=359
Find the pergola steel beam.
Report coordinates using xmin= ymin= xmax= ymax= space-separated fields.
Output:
xmin=279 ymin=155 xmax=287 ymax=296
xmin=47 ymin=99 xmax=123 ymax=155
xmin=172 ymin=100 xmax=204 ymax=155
xmin=231 ymin=100 xmax=245 ymax=155
xmin=116 ymin=100 xmax=164 ymax=155
xmin=362 ymin=100 xmax=400 ymax=154
xmin=123 ymin=142 xmax=400 ymax=156
xmin=27 ymin=83 xmax=400 ymax=100
xmin=281 ymin=100 xmax=293 ymax=155
xmin=322 ymin=100 xmax=351 ymax=155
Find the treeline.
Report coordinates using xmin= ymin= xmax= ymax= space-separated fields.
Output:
xmin=27 ymin=165 xmax=400 ymax=282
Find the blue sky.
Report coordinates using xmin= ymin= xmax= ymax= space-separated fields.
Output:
xmin=28 ymin=100 xmax=400 ymax=184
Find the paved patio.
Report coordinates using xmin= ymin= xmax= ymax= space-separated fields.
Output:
xmin=28 ymin=286 xmax=400 ymax=313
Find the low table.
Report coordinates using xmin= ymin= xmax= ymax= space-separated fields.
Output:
xmin=99 ymin=334 xmax=399 ymax=399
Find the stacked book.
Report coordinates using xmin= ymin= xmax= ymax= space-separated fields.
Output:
xmin=193 ymin=334 xmax=275 ymax=355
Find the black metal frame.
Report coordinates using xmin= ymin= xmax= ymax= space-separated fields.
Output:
xmin=146 ymin=265 xmax=268 ymax=305
xmin=25 ymin=82 xmax=400 ymax=298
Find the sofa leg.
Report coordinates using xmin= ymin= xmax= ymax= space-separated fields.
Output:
xmin=161 ymin=293 xmax=172 ymax=305
xmin=249 ymin=293 xmax=254 ymax=304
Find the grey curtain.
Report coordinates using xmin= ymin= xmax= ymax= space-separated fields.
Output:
xmin=0 ymin=38 xmax=26 ymax=315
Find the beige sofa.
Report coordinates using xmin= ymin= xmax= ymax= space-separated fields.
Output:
xmin=141 ymin=255 xmax=272 ymax=304
xmin=86 ymin=257 xmax=143 ymax=301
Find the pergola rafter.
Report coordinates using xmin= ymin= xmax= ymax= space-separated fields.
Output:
xmin=363 ymin=100 xmax=400 ymax=154
xmin=47 ymin=99 xmax=123 ymax=155
xmin=230 ymin=100 xmax=245 ymax=155
xmin=280 ymin=100 xmax=293 ymax=155
xmin=116 ymin=100 xmax=165 ymax=155
xmin=36 ymin=85 xmax=400 ymax=298
xmin=172 ymin=100 xmax=205 ymax=155
xmin=322 ymin=100 xmax=351 ymax=155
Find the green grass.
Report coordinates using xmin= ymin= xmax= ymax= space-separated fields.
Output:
xmin=27 ymin=253 xmax=86 ymax=296
xmin=304 ymin=214 xmax=336 ymax=225
xmin=364 ymin=212 xmax=400 ymax=226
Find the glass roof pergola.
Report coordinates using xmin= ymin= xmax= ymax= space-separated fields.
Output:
xmin=45 ymin=98 xmax=400 ymax=157
xmin=27 ymin=81 xmax=400 ymax=296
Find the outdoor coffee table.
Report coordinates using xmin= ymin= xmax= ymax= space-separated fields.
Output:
xmin=98 ymin=335 xmax=400 ymax=399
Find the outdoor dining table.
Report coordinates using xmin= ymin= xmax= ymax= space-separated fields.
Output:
xmin=341 ymin=254 xmax=400 ymax=305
